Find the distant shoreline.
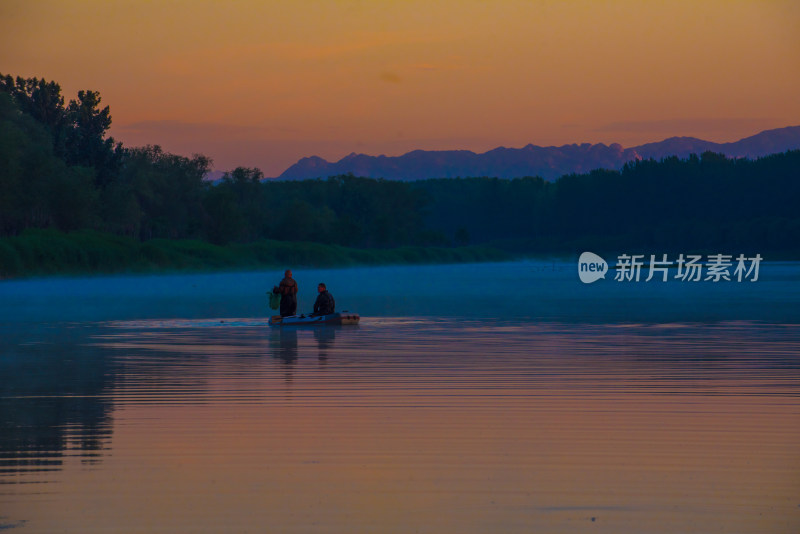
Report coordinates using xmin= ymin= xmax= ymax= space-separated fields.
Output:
xmin=2 ymin=229 xmax=797 ymax=281
xmin=0 ymin=229 xmax=513 ymax=280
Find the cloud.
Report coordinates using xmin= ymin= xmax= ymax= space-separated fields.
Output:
xmin=158 ymin=30 xmax=449 ymax=71
xmin=379 ymin=71 xmax=402 ymax=83
xmin=596 ymin=117 xmax=777 ymax=134
xmin=114 ymin=120 xmax=300 ymax=139
xmin=111 ymin=119 xmax=496 ymax=177
xmin=408 ymin=62 xmax=464 ymax=71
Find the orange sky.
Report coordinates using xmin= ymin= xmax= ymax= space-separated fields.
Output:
xmin=2 ymin=0 xmax=799 ymax=175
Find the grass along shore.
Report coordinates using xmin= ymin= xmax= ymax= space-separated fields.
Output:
xmin=0 ymin=229 xmax=512 ymax=279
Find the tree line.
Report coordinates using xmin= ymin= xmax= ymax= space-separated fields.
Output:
xmin=416 ymin=150 xmax=800 ymax=253
xmin=0 ymin=75 xmax=435 ymax=248
xmin=2 ymin=74 xmax=799 ymax=257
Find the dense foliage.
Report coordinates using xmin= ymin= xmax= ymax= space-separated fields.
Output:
xmin=417 ymin=150 xmax=800 ymax=254
xmin=0 ymin=75 xmax=436 ymax=249
xmin=0 ymin=229 xmax=508 ymax=278
xmin=1 ymin=73 xmax=799 ymax=277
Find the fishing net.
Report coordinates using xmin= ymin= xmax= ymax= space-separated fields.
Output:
xmin=268 ymin=291 xmax=281 ymax=310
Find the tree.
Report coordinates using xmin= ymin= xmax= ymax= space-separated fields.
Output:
xmin=0 ymin=90 xmax=102 ymax=235
xmin=64 ymin=90 xmax=122 ymax=187
xmin=118 ymin=145 xmax=211 ymax=240
xmin=0 ymin=75 xmax=123 ymax=190
xmin=0 ymin=74 xmax=66 ymax=138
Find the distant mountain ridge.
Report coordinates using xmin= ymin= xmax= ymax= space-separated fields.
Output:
xmin=277 ymin=125 xmax=800 ymax=181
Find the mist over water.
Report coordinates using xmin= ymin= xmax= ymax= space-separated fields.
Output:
xmin=2 ymin=260 xmax=799 ymax=323
xmin=1 ymin=261 xmax=799 ymax=533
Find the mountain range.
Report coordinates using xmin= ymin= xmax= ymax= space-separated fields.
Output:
xmin=277 ymin=125 xmax=800 ymax=181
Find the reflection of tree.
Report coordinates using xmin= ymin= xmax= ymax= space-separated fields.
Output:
xmin=0 ymin=326 xmax=115 ymax=480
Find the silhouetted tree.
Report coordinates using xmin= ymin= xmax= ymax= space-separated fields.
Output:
xmin=63 ymin=90 xmax=122 ymax=188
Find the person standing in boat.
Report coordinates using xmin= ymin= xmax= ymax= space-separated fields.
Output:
xmin=312 ymin=283 xmax=335 ymax=316
xmin=274 ymin=269 xmax=298 ymax=317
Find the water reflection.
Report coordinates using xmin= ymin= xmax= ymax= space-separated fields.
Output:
xmin=313 ymin=327 xmax=336 ymax=363
xmin=0 ymin=325 xmax=115 ymax=483
xmin=269 ymin=327 xmax=298 ymax=364
xmin=267 ymin=325 xmax=344 ymax=366
xmin=2 ymin=318 xmax=799 ymax=534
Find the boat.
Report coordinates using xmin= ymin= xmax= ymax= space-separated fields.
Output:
xmin=269 ymin=312 xmax=360 ymax=326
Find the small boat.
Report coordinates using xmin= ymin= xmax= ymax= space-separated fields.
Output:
xmin=269 ymin=312 xmax=360 ymax=326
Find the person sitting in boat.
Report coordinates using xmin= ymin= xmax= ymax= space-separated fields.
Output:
xmin=274 ymin=269 xmax=298 ymax=317
xmin=312 ymin=283 xmax=335 ymax=316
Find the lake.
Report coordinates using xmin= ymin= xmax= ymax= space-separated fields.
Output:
xmin=1 ymin=260 xmax=799 ymax=533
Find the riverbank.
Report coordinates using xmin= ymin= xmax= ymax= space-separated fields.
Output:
xmin=0 ymin=229 xmax=512 ymax=279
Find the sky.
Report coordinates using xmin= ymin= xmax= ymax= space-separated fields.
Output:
xmin=2 ymin=0 xmax=799 ymax=176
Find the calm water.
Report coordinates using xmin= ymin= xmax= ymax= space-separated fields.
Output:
xmin=1 ymin=261 xmax=799 ymax=533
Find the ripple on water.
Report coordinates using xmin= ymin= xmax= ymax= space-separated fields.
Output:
xmin=2 ymin=318 xmax=799 ymax=533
